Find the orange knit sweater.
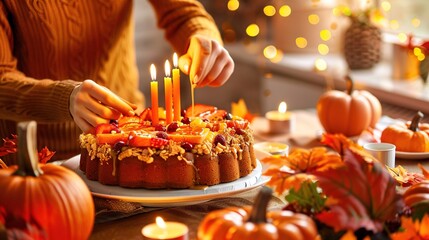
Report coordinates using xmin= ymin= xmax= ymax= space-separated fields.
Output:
xmin=0 ymin=0 xmax=221 ymax=163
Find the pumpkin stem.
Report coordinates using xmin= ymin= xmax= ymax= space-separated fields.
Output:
xmin=409 ymin=111 xmax=424 ymax=132
xmin=345 ymin=75 xmax=354 ymax=95
xmin=13 ymin=121 xmax=43 ymax=177
xmin=248 ymin=186 xmax=272 ymax=223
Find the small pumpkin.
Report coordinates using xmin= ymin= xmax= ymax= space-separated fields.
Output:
xmin=402 ymin=181 xmax=429 ymax=207
xmin=0 ymin=121 xmax=94 ymax=240
xmin=197 ymin=186 xmax=319 ymax=240
xmin=381 ymin=111 xmax=429 ymax=152
xmin=317 ymin=75 xmax=382 ymax=137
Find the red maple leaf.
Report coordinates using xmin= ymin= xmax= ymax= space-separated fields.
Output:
xmin=0 ymin=135 xmax=17 ymax=157
xmin=37 ymin=147 xmax=56 ymax=164
xmin=314 ymin=147 xmax=404 ymax=233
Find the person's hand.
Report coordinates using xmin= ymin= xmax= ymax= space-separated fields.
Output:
xmin=178 ymin=34 xmax=234 ymax=87
xmin=69 ymin=80 xmax=137 ymax=133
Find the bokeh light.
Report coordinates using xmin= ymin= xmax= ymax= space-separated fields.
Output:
xmin=295 ymin=37 xmax=308 ymax=48
xmin=381 ymin=1 xmax=391 ymax=12
xmin=320 ymin=29 xmax=331 ymax=41
xmin=308 ymin=14 xmax=320 ymax=25
xmin=314 ymin=58 xmax=327 ymax=71
xmin=227 ymin=0 xmax=239 ymax=11
xmin=263 ymin=5 xmax=276 ymax=17
xmin=390 ymin=20 xmax=399 ymax=30
xmin=263 ymin=45 xmax=278 ymax=59
xmin=246 ymin=24 xmax=260 ymax=37
xmin=412 ymin=18 xmax=421 ymax=28
xmin=318 ymin=44 xmax=329 ymax=55
xmin=279 ymin=5 xmax=291 ymax=17
xmin=397 ymin=33 xmax=408 ymax=43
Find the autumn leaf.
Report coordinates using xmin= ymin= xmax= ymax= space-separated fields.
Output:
xmin=419 ymin=163 xmax=429 ymax=180
xmin=387 ymin=165 xmax=426 ymax=187
xmin=285 ymin=180 xmax=327 ymax=214
xmin=390 ymin=214 xmax=429 ymax=240
xmin=314 ymin=147 xmax=404 ymax=233
xmin=38 ymin=147 xmax=55 ymax=164
xmin=261 ymin=147 xmax=344 ymax=194
xmin=0 ymin=134 xmax=55 ymax=165
xmin=0 ymin=135 xmax=17 ymax=157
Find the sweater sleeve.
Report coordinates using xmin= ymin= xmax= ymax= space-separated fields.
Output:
xmin=148 ymin=0 xmax=223 ymax=54
xmin=0 ymin=2 xmax=80 ymax=122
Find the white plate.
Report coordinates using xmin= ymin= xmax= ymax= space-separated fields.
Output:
xmin=62 ymin=154 xmax=269 ymax=207
xmin=396 ymin=151 xmax=429 ymax=160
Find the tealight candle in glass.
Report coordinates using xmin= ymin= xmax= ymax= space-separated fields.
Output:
xmin=265 ymin=101 xmax=293 ymax=134
xmin=142 ymin=217 xmax=189 ymax=240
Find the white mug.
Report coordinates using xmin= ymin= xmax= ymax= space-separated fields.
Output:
xmin=363 ymin=143 xmax=396 ymax=168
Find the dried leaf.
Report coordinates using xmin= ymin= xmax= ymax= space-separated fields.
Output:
xmin=314 ymin=148 xmax=403 ymax=233
xmin=387 ymin=165 xmax=426 ymax=187
xmin=38 ymin=147 xmax=55 ymax=164
xmin=262 ymin=147 xmax=343 ymax=194
xmin=390 ymin=214 xmax=429 ymax=240
xmin=0 ymin=135 xmax=17 ymax=157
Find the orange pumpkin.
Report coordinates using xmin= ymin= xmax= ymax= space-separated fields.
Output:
xmin=317 ymin=76 xmax=382 ymax=137
xmin=197 ymin=186 xmax=319 ymax=240
xmin=0 ymin=121 xmax=94 ymax=240
xmin=403 ymin=181 xmax=429 ymax=207
xmin=381 ymin=111 xmax=429 ymax=152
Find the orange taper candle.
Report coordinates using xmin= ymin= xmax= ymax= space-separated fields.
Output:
xmin=164 ymin=60 xmax=173 ymax=124
xmin=150 ymin=64 xmax=159 ymax=126
xmin=172 ymin=53 xmax=181 ymax=121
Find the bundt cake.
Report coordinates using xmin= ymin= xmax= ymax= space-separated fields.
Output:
xmin=78 ymin=104 xmax=257 ymax=189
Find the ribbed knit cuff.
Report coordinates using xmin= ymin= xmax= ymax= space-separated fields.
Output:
xmin=52 ymin=80 xmax=81 ymax=121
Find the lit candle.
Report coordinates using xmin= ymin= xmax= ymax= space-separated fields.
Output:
xmin=172 ymin=53 xmax=181 ymax=121
xmin=150 ymin=64 xmax=159 ymax=126
xmin=164 ymin=60 xmax=173 ymax=124
xmin=265 ymin=101 xmax=294 ymax=134
xmin=142 ymin=217 xmax=189 ymax=240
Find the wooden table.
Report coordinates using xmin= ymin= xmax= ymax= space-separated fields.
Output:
xmin=89 ymin=109 xmax=429 ymax=239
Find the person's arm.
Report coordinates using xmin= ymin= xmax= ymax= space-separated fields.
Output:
xmin=148 ymin=0 xmax=234 ymax=87
xmin=0 ymin=2 xmax=135 ymax=132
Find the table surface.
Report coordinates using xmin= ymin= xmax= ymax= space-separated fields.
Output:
xmin=89 ymin=109 xmax=429 ymax=240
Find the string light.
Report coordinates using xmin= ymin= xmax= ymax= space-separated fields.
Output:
xmin=411 ymin=18 xmax=421 ymax=28
xmin=278 ymin=5 xmax=291 ymax=17
xmin=320 ymin=29 xmax=331 ymax=41
xmin=381 ymin=1 xmax=391 ymax=12
xmin=390 ymin=20 xmax=399 ymax=30
xmin=295 ymin=37 xmax=308 ymax=49
xmin=227 ymin=0 xmax=239 ymax=11
xmin=263 ymin=5 xmax=276 ymax=17
xmin=397 ymin=33 xmax=407 ymax=43
xmin=308 ymin=14 xmax=320 ymax=25
xmin=314 ymin=58 xmax=327 ymax=71
xmin=263 ymin=45 xmax=278 ymax=59
xmin=318 ymin=44 xmax=329 ymax=55
xmin=246 ymin=24 xmax=260 ymax=37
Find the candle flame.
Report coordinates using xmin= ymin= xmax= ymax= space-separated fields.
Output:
xmin=150 ymin=64 xmax=156 ymax=81
xmin=173 ymin=53 xmax=178 ymax=68
xmin=165 ymin=60 xmax=171 ymax=77
xmin=278 ymin=101 xmax=287 ymax=113
xmin=156 ymin=216 xmax=166 ymax=229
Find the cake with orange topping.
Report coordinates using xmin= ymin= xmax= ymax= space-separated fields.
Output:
xmin=78 ymin=104 xmax=257 ymax=189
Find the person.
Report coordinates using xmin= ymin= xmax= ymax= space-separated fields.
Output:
xmin=0 ymin=0 xmax=234 ymax=163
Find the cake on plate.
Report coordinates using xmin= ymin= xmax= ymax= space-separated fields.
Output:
xmin=78 ymin=104 xmax=257 ymax=189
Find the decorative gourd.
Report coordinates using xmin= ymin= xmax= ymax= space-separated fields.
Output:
xmin=381 ymin=111 xmax=429 ymax=152
xmin=317 ymin=76 xmax=382 ymax=137
xmin=0 ymin=121 xmax=94 ymax=240
xmin=402 ymin=181 xmax=429 ymax=207
xmin=197 ymin=186 xmax=319 ymax=240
